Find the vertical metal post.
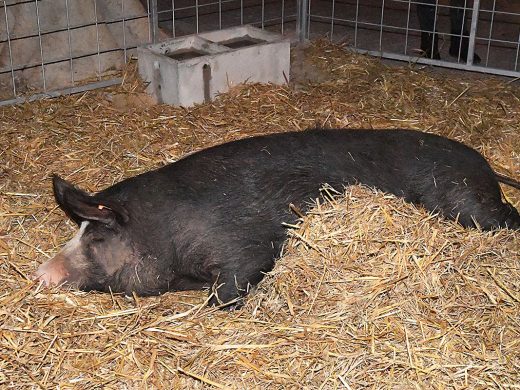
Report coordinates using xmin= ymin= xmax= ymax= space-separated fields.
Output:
xmin=261 ymin=0 xmax=265 ymax=29
xmin=330 ymin=0 xmax=335 ymax=41
xmin=93 ymin=0 xmax=102 ymax=79
xmin=466 ymin=0 xmax=480 ymax=65
xmin=3 ymin=1 xmax=17 ymax=96
xmin=297 ymin=0 xmax=309 ymax=42
xmin=515 ymin=30 xmax=520 ymax=71
xmin=484 ymin=0 xmax=497 ymax=66
xmin=195 ymin=0 xmax=199 ymax=34
xmin=65 ymin=0 xmax=74 ymax=84
xmin=240 ymin=0 xmax=243 ymax=25
xmin=281 ymin=0 xmax=285 ymax=35
xmin=34 ymin=0 xmax=47 ymax=91
xmin=404 ymin=0 xmax=412 ymax=55
xmin=121 ymin=0 xmax=128 ymax=62
xmin=171 ymin=0 xmax=176 ymax=38
xmin=379 ymin=0 xmax=385 ymax=52
xmin=432 ymin=0 xmax=439 ymax=60
xmin=218 ymin=0 xmax=222 ymax=30
xmin=354 ymin=0 xmax=359 ymax=47
xmin=150 ymin=0 xmax=159 ymax=43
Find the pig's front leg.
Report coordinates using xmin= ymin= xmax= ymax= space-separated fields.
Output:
xmin=207 ymin=254 xmax=272 ymax=310
xmin=208 ymin=268 xmax=249 ymax=310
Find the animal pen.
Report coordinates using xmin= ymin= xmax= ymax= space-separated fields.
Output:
xmin=1 ymin=0 xmax=520 ymax=389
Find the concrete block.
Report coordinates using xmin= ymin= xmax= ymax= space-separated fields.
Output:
xmin=137 ymin=25 xmax=290 ymax=107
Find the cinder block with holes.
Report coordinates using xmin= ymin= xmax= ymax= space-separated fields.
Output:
xmin=137 ymin=25 xmax=290 ymax=107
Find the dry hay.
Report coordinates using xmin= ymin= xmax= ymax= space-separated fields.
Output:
xmin=0 ymin=40 xmax=519 ymax=388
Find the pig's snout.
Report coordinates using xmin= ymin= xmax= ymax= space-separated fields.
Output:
xmin=33 ymin=221 xmax=90 ymax=288
xmin=33 ymin=256 xmax=69 ymax=287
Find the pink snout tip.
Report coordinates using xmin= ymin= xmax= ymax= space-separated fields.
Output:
xmin=33 ymin=259 xmax=68 ymax=287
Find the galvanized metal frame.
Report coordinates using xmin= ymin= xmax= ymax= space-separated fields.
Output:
xmin=300 ymin=0 xmax=520 ymax=78
xmin=2 ymin=0 xmax=518 ymax=106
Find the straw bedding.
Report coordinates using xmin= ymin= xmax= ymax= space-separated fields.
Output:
xmin=0 ymin=41 xmax=519 ymax=388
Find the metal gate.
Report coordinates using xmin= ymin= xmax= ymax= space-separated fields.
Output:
xmin=1 ymin=1 xmax=519 ymax=106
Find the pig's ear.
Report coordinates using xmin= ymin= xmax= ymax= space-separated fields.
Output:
xmin=52 ymin=175 xmax=129 ymax=225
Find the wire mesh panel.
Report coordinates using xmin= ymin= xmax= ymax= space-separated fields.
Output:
xmin=0 ymin=0 xmax=296 ymax=106
xmin=154 ymin=0 xmax=296 ymax=38
xmin=0 ymin=0 xmax=156 ymax=105
xmin=302 ymin=0 xmax=520 ymax=77
xmin=1 ymin=0 xmax=518 ymax=106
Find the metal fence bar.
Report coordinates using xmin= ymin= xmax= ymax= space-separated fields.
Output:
xmin=0 ymin=13 xmax=148 ymax=42
xmin=466 ymin=0 xmax=480 ymax=66
xmin=354 ymin=0 xmax=359 ymax=47
xmin=307 ymin=0 xmax=311 ymax=39
xmin=0 ymin=78 xmax=123 ymax=107
xmin=150 ymin=0 xmax=159 ymax=43
xmin=515 ymin=31 xmax=520 ymax=72
xmin=171 ymin=0 xmax=176 ymax=37
xmin=34 ymin=0 xmax=47 ymax=91
xmin=219 ymin=0 xmax=222 ymax=30
xmin=297 ymin=0 xmax=309 ymax=42
xmin=93 ymin=0 xmax=102 ymax=80
xmin=2 ymin=2 xmax=17 ymax=96
xmin=331 ymin=0 xmax=335 ymax=40
xmin=261 ymin=0 xmax=265 ymax=29
xmin=64 ymin=0 xmax=74 ymax=85
xmin=484 ymin=0 xmax=496 ymax=67
xmin=121 ymin=0 xmax=128 ymax=62
xmin=379 ymin=0 xmax=385 ymax=52
xmin=515 ymin=31 xmax=520 ymax=70
xmin=404 ymin=0 xmax=412 ymax=55
xmin=431 ymin=1 xmax=439 ymax=60
xmin=0 ymin=46 xmax=136 ymax=75
xmin=281 ymin=0 xmax=285 ymax=35
xmin=309 ymin=14 xmax=414 ymax=33
xmin=195 ymin=0 xmax=199 ymax=34
xmin=354 ymin=47 xmax=520 ymax=78
xmin=460 ymin=0 xmax=469 ymax=63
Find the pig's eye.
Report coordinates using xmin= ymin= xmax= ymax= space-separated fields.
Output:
xmin=91 ymin=236 xmax=105 ymax=243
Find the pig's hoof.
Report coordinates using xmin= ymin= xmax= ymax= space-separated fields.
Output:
xmin=208 ymin=295 xmax=244 ymax=311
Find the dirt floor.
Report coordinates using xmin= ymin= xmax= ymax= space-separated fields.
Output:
xmin=0 ymin=41 xmax=519 ymax=388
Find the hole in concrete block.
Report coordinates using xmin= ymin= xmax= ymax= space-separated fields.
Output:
xmin=166 ymin=48 xmax=208 ymax=61
xmin=219 ymin=35 xmax=266 ymax=49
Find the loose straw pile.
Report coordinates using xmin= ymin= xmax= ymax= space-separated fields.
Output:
xmin=0 ymin=40 xmax=518 ymax=388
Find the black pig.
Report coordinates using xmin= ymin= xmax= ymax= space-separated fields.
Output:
xmin=35 ymin=129 xmax=520 ymax=308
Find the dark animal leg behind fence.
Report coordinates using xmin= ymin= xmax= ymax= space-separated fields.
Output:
xmin=416 ymin=0 xmax=480 ymax=63
xmin=416 ymin=0 xmax=440 ymax=60
xmin=449 ymin=0 xmax=481 ymax=63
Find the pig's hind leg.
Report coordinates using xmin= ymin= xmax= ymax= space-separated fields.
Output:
xmin=462 ymin=199 xmax=520 ymax=230
xmin=413 ymin=166 xmax=520 ymax=230
xmin=428 ymin=183 xmax=520 ymax=230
